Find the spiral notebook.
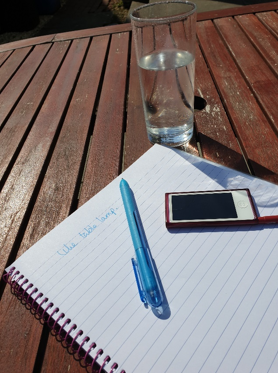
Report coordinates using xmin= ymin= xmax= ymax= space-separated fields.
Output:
xmin=4 ymin=144 xmax=278 ymax=372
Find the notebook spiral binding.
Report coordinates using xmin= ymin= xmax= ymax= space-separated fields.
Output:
xmin=4 ymin=267 xmax=125 ymax=373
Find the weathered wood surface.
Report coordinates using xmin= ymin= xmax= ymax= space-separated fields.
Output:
xmin=0 ymin=34 xmax=55 ymax=53
xmin=215 ymin=16 xmax=278 ymax=135
xmin=197 ymin=0 xmax=278 ymax=21
xmin=0 ymin=42 xmax=70 ymax=184
xmin=0 ymin=49 xmax=12 ymax=67
xmin=0 ymin=39 xmax=89 ymax=279
xmin=197 ymin=18 xmax=278 ymax=183
xmin=0 ymin=38 xmax=91 ymax=373
xmin=236 ymin=13 xmax=278 ymax=77
xmin=0 ymin=44 xmax=51 ymax=127
xmin=1 ymin=4 xmax=278 ymax=373
xmin=257 ymin=10 xmax=278 ymax=37
xmin=78 ymin=32 xmax=129 ymax=205
xmin=194 ymin=43 xmax=249 ymax=173
xmin=53 ymin=23 xmax=132 ymax=43
xmin=0 ymin=47 xmax=31 ymax=92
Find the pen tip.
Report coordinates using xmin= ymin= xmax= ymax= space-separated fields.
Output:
xmin=120 ymin=178 xmax=128 ymax=186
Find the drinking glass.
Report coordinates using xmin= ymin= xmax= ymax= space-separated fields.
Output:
xmin=130 ymin=1 xmax=197 ymax=147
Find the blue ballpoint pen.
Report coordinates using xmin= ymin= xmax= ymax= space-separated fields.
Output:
xmin=120 ymin=179 xmax=163 ymax=313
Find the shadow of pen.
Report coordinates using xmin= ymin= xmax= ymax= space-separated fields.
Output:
xmin=151 ymin=259 xmax=171 ymax=320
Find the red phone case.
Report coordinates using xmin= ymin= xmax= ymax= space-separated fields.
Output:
xmin=165 ymin=189 xmax=258 ymax=228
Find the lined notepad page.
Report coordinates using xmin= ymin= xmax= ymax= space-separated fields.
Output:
xmin=6 ymin=145 xmax=278 ymax=373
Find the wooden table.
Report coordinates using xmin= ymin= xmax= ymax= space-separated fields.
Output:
xmin=1 ymin=2 xmax=278 ymax=372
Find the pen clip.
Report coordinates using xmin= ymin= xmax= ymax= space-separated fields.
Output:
xmin=131 ymin=258 xmax=146 ymax=304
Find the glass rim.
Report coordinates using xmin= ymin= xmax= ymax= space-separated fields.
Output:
xmin=130 ymin=1 xmax=197 ymax=23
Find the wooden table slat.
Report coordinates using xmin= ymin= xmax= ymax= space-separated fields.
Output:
xmin=0 ymin=48 xmax=32 ymax=92
xmin=194 ymin=44 xmax=249 ymax=173
xmin=79 ymin=32 xmax=130 ymax=205
xmin=53 ymin=23 xmax=132 ymax=43
xmin=197 ymin=20 xmax=278 ymax=183
xmin=215 ymin=16 xmax=278 ymax=135
xmin=0 ymin=44 xmax=51 ymax=127
xmin=0 ymin=49 xmax=12 ymax=67
xmin=0 ymin=288 xmax=43 ymax=373
xmin=41 ymin=332 xmax=86 ymax=373
xmin=16 ymin=36 xmax=110 ymax=257
xmin=236 ymin=13 xmax=278 ymax=77
xmin=256 ymin=10 xmax=278 ymax=37
xmin=0 ymin=38 xmax=90 ymax=280
xmin=197 ymin=1 xmax=278 ymax=21
xmin=0 ymin=35 xmax=110 ymax=373
xmin=0 ymin=34 xmax=55 ymax=53
xmin=0 ymin=41 xmax=70 ymax=184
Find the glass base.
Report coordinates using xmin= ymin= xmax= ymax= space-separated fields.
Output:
xmin=147 ymin=124 xmax=193 ymax=147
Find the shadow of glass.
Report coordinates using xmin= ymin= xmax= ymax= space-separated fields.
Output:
xmin=196 ymin=133 xmax=278 ymax=187
xmin=198 ymin=133 xmax=249 ymax=174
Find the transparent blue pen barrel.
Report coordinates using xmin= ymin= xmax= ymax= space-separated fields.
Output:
xmin=135 ymin=247 xmax=162 ymax=308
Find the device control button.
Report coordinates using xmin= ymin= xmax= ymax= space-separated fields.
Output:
xmin=237 ymin=200 xmax=248 ymax=208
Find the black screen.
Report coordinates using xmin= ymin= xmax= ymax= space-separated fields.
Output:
xmin=171 ymin=192 xmax=238 ymax=221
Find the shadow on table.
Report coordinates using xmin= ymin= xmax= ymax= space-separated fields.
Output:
xmin=195 ymin=133 xmax=278 ymax=186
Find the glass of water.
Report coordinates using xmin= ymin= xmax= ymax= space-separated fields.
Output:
xmin=130 ymin=1 xmax=197 ymax=147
